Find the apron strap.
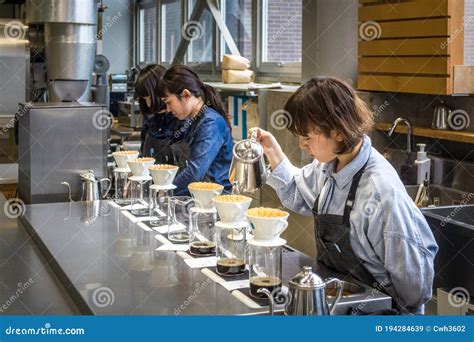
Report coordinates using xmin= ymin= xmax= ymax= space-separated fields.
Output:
xmin=342 ymin=158 xmax=369 ymax=226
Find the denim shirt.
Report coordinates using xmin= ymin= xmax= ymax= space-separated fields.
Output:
xmin=173 ymin=107 xmax=233 ymax=195
xmin=267 ymin=135 xmax=438 ymax=314
xmin=140 ymin=112 xmax=179 ymax=155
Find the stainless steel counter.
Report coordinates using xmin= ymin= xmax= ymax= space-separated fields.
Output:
xmin=16 ymin=199 xmax=391 ymax=315
xmin=0 ymin=195 xmax=79 ymax=314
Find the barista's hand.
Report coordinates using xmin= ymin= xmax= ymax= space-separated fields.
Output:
xmin=249 ymin=127 xmax=286 ymax=170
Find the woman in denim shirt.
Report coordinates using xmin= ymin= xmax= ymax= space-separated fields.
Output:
xmin=135 ymin=64 xmax=180 ymax=158
xmin=253 ymin=77 xmax=438 ymax=314
xmin=158 ymin=65 xmax=233 ymax=195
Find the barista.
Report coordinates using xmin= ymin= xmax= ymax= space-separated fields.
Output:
xmin=135 ymin=64 xmax=179 ymax=160
xmin=157 ymin=65 xmax=233 ymax=195
xmin=253 ymin=77 xmax=438 ymax=314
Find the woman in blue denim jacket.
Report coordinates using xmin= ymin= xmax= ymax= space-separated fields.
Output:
xmin=157 ymin=65 xmax=233 ymax=195
xmin=253 ymin=77 xmax=438 ymax=314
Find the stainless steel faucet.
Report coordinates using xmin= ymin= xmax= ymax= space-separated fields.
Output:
xmin=388 ymin=117 xmax=413 ymax=154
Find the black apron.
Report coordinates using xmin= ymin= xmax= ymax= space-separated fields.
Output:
xmin=313 ymin=160 xmax=377 ymax=285
xmin=142 ymin=111 xmax=204 ymax=171
xmin=312 ymin=160 xmax=401 ymax=314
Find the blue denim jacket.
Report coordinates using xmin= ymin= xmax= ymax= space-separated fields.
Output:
xmin=174 ymin=107 xmax=233 ymax=195
xmin=267 ymin=135 xmax=438 ymax=314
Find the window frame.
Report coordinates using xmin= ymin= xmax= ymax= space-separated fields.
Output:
xmin=136 ymin=0 xmax=157 ymax=64
xmin=136 ymin=0 xmax=302 ymax=82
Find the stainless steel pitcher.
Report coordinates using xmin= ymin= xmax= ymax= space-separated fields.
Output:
xmin=432 ymin=101 xmax=450 ymax=130
xmin=229 ymin=129 xmax=269 ymax=193
xmin=80 ymin=170 xmax=111 ymax=201
xmin=258 ymin=266 xmax=343 ymax=316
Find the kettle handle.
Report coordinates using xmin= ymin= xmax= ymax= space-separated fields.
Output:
xmin=99 ymin=178 xmax=112 ymax=199
xmin=257 ymin=288 xmax=275 ymax=316
xmin=325 ymin=278 xmax=343 ymax=315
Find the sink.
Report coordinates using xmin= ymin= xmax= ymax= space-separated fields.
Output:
xmin=422 ymin=204 xmax=474 ymax=234
xmin=421 ymin=205 xmax=474 ymax=300
xmin=405 ymin=184 xmax=473 ymax=207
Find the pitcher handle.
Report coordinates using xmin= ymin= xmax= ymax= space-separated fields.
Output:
xmin=257 ymin=288 xmax=275 ymax=316
xmin=99 ymin=178 xmax=112 ymax=199
xmin=61 ymin=182 xmax=74 ymax=202
xmin=325 ymin=278 xmax=342 ymax=315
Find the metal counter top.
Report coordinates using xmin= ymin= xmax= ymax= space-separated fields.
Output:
xmin=18 ymin=200 xmax=391 ymax=315
xmin=0 ymin=195 xmax=79 ymax=315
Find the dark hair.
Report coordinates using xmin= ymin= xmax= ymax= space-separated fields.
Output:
xmin=158 ymin=65 xmax=230 ymax=127
xmin=134 ymin=64 xmax=167 ymax=116
xmin=284 ymin=76 xmax=374 ymax=154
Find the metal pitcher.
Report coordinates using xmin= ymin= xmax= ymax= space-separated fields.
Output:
xmin=432 ymin=101 xmax=450 ymax=130
xmin=80 ymin=170 xmax=111 ymax=201
xmin=258 ymin=266 xmax=343 ymax=316
xmin=229 ymin=129 xmax=269 ymax=193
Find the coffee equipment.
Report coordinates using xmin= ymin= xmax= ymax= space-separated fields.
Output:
xmin=80 ymin=170 xmax=111 ymax=201
xmin=167 ymin=196 xmax=194 ymax=243
xmin=259 ymin=266 xmax=343 ymax=316
xmin=127 ymin=158 xmax=155 ymax=216
xmin=148 ymin=165 xmax=179 ymax=227
xmin=215 ymin=221 xmax=247 ymax=276
xmin=248 ymin=238 xmax=285 ymax=299
xmin=432 ymin=101 xmax=451 ymax=130
xmin=229 ymin=129 xmax=269 ymax=193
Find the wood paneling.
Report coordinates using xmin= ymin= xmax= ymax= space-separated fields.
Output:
xmin=357 ymin=0 xmax=464 ymax=95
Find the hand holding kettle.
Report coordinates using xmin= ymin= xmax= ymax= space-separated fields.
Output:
xmin=248 ymin=127 xmax=286 ymax=171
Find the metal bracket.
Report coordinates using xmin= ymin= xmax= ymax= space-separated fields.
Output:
xmin=171 ymin=0 xmax=241 ymax=65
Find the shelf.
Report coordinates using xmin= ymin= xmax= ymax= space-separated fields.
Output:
xmin=374 ymin=122 xmax=474 ymax=144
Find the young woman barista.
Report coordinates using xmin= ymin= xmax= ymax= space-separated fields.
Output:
xmin=157 ymin=65 xmax=233 ymax=195
xmin=253 ymin=77 xmax=438 ymax=314
xmin=135 ymin=64 xmax=180 ymax=160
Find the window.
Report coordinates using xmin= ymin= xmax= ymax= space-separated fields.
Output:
xmin=138 ymin=4 xmax=157 ymax=63
xmin=161 ymin=0 xmax=182 ymax=63
xmin=261 ymin=0 xmax=302 ymax=69
xmin=146 ymin=0 xmax=302 ymax=80
xmin=220 ymin=0 xmax=253 ymax=62
xmin=187 ymin=0 xmax=213 ymax=63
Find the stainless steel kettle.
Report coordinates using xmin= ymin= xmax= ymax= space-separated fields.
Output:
xmin=80 ymin=170 xmax=111 ymax=201
xmin=229 ymin=129 xmax=269 ymax=193
xmin=258 ymin=266 xmax=343 ymax=315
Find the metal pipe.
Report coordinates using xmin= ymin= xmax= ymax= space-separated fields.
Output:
xmin=388 ymin=117 xmax=413 ymax=154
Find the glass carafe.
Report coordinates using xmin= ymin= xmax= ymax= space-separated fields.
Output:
xmin=149 ymin=185 xmax=175 ymax=227
xmin=189 ymin=207 xmax=217 ymax=256
xmin=248 ymin=238 xmax=284 ymax=299
xmin=215 ymin=221 xmax=247 ymax=276
xmin=113 ymin=169 xmax=131 ymax=205
xmin=167 ymin=196 xmax=194 ymax=243
xmin=130 ymin=176 xmax=152 ymax=216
